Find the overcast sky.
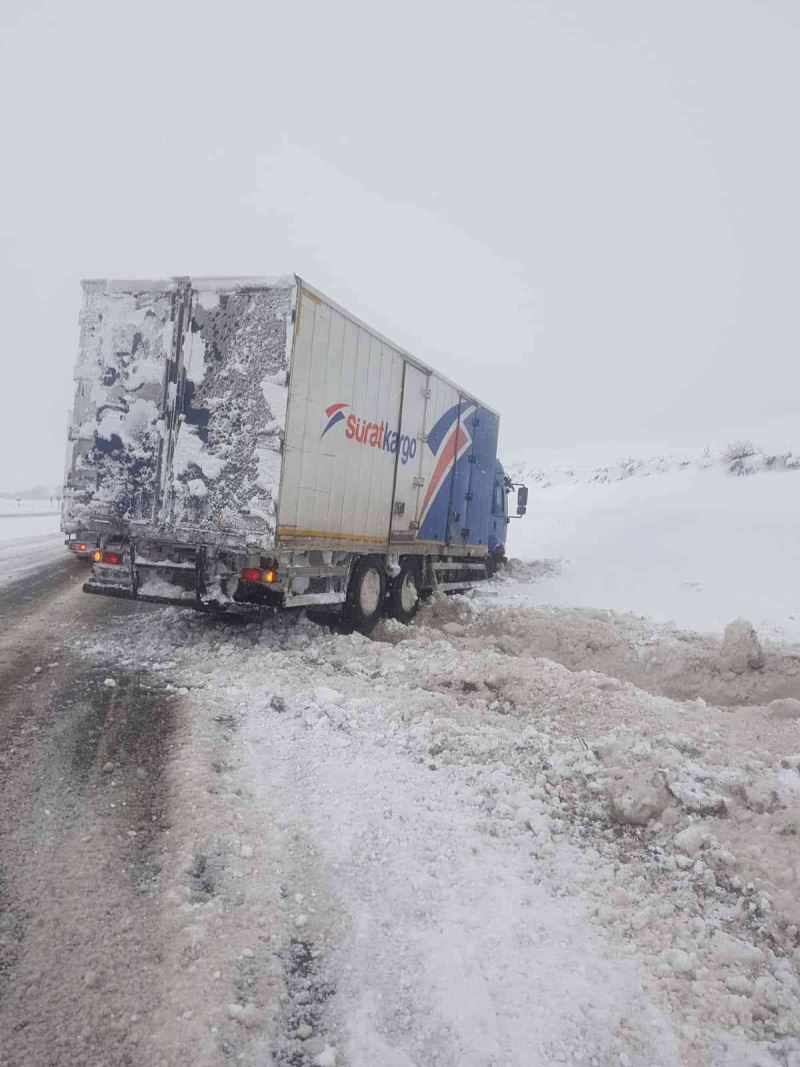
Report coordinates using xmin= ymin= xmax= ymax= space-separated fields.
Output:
xmin=0 ymin=0 xmax=797 ymax=489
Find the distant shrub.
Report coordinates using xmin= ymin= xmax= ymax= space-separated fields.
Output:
xmin=764 ymin=452 xmax=800 ymax=471
xmin=723 ymin=440 xmax=758 ymax=462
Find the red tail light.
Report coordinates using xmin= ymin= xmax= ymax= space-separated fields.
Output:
xmin=93 ymin=550 xmax=122 ymax=565
xmin=240 ymin=568 xmax=277 ymax=585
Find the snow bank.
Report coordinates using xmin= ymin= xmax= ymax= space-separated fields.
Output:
xmin=75 ymin=603 xmax=800 ymax=1066
xmin=428 ymin=596 xmax=800 ymax=708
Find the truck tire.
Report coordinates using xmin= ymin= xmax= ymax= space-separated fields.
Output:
xmin=344 ymin=556 xmax=386 ymax=632
xmin=387 ymin=560 xmax=421 ymax=624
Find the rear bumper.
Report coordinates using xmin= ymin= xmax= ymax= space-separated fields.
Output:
xmin=83 ymin=580 xmax=250 ymax=611
xmin=83 ymin=535 xmax=286 ymax=612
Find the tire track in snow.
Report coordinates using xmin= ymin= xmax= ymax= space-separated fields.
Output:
xmin=0 ymin=664 xmax=180 ymax=1066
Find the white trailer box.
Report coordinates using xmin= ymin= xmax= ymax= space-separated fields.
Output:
xmin=63 ymin=276 xmax=509 ymax=617
xmin=279 ymin=284 xmax=498 ymax=553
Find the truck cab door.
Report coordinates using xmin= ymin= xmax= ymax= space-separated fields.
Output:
xmin=488 ymin=465 xmax=510 ymax=554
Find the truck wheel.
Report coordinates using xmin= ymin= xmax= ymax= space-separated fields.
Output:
xmin=344 ymin=557 xmax=386 ymax=632
xmin=388 ymin=560 xmax=421 ymax=624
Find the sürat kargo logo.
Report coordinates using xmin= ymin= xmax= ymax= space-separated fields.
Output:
xmin=320 ymin=402 xmax=418 ymax=465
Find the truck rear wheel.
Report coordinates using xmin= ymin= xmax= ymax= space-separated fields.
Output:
xmin=344 ymin=557 xmax=386 ymax=632
xmin=387 ymin=560 xmax=421 ymax=624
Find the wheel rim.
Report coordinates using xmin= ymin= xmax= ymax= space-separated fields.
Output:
xmin=399 ymin=571 xmax=418 ymax=613
xmin=359 ymin=568 xmax=382 ymax=616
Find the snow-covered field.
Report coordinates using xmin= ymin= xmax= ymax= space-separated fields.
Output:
xmin=0 ymin=503 xmax=64 ymax=587
xmin=0 ymin=497 xmax=60 ymax=516
xmin=506 ymin=435 xmax=800 ymax=642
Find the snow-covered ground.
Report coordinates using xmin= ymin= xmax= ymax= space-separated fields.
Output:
xmin=30 ymin=421 xmax=795 ymax=1065
xmin=505 ymin=434 xmax=800 ymax=642
xmin=0 ymin=497 xmax=60 ymax=516
xmin=0 ymin=502 xmax=64 ymax=586
xmin=75 ymin=595 xmax=800 ymax=1067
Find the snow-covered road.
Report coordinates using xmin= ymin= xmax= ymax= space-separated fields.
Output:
xmin=0 ymin=562 xmax=182 ymax=1067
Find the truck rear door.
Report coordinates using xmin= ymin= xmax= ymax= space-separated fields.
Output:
xmin=67 ymin=280 xmax=179 ymax=526
xmin=163 ymin=281 xmax=294 ymax=543
xmin=67 ymin=278 xmax=295 ymax=548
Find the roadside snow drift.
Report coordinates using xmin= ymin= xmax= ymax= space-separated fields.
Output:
xmin=75 ymin=593 xmax=800 ymax=1067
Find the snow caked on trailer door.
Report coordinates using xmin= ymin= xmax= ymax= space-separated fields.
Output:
xmin=164 ymin=279 xmax=295 ymax=546
xmin=63 ymin=280 xmax=177 ymax=531
xmin=63 ymin=277 xmax=295 ymax=550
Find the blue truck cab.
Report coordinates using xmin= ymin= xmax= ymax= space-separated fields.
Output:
xmin=489 ymin=461 xmax=510 ymax=560
xmin=487 ymin=461 xmax=527 ymax=574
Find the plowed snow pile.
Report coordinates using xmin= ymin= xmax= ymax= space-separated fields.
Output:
xmin=77 ymin=596 xmax=800 ymax=1067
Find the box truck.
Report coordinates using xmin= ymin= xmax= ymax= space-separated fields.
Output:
xmin=61 ymin=276 xmax=527 ymax=627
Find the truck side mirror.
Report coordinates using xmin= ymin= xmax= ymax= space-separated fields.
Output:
xmin=516 ymin=485 xmax=528 ymax=516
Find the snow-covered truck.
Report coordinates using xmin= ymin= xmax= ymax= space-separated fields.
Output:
xmin=61 ymin=276 xmax=527 ymax=626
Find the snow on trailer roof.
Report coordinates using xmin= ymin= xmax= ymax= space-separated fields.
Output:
xmin=80 ymin=274 xmax=499 ymax=417
xmin=82 ymin=275 xmax=296 ymax=293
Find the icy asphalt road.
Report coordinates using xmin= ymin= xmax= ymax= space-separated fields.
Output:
xmin=0 ymin=559 xmax=180 ymax=1067
xmin=1 ymin=560 xmax=800 ymax=1067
